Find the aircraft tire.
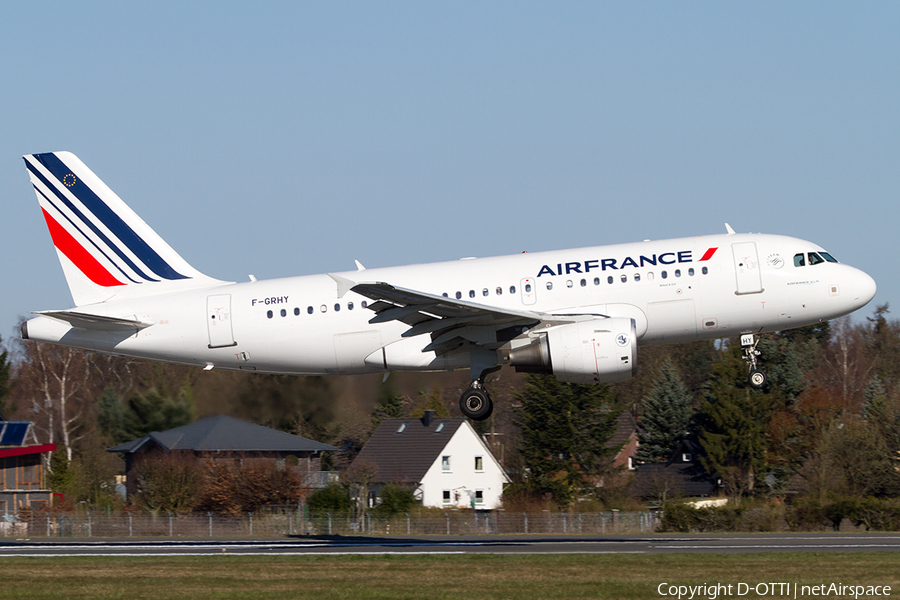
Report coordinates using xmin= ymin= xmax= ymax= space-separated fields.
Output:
xmin=749 ymin=369 xmax=767 ymax=389
xmin=459 ymin=389 xmax=493 ymax=420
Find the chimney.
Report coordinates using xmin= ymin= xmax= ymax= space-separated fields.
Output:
xmin=422 ymin=410 xmax=435 ymax=427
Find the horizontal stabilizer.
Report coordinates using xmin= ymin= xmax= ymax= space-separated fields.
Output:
xmin=33 ymin=310 xmax=154 ymax=332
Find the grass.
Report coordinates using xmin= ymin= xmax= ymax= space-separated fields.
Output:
xmin=0 ymin=553 xmax=898 ymax=600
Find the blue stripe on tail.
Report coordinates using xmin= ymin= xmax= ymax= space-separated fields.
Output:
xmin=32 ymin=153 xmax=188 ymax=281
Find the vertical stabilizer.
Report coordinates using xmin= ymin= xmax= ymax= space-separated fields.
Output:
xmin=24 ymin=152 xmax=226 ymax=306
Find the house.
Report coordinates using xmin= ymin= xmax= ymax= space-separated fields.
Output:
xmin=630 ymin=440 xmax=721 ymax=502
xmin=593 ymin=411 xmax=641 ymax=489
xmin=352 ymin=411 xmax=509 ymax=509
xmin=0 ymin=421 xmax=56 ymax=513
xmin=107 ymin=415 xmax=337 ymax=499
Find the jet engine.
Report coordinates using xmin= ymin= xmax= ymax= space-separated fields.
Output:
xmin=506 ymin=318 xmax=637 ymax=385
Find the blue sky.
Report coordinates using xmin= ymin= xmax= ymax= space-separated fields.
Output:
xmin=2 ymin=2 xmax=898 ymax=338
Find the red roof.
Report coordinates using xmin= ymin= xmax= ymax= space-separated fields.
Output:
xmin=0 ymin=443 xmax=56 ymax=459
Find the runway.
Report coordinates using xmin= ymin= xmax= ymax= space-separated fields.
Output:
xmin=2 ymin=533 xmax=900 ymax=557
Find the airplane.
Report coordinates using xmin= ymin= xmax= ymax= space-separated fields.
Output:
xmin=20 ymin=151 xmax=877 ymax=420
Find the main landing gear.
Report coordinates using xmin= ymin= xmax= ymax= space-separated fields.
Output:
xmin=741 ymin=334 xmax=768 ymax=389
xmin=459 ymin=366 xmax=500 ymax=421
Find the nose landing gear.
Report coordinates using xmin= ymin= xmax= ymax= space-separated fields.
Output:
xmin=741 ymin=334 xmax=768 ymax=389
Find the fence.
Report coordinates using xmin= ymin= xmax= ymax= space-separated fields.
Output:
xmin=2 ymin=509 xmax=661 ymax=538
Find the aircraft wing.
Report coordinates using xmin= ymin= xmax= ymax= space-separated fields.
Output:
xmin=349 ymin=281 xmax=595 ymax=354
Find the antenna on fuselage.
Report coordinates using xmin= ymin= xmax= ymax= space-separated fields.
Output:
xmin=725 ymin=223 xmax=736 ymax=235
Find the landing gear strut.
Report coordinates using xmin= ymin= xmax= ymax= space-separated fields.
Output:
xmin=741 ymin=334 xmax=768 ymax=389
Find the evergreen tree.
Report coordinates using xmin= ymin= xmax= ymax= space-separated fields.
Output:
xmin=371 ymin=383 xmax=405 ymax=429
xmin=514 ymin=374 xmax=622 ymax=507
xmin=696 ymin=345 xmax=769 ymax=500
xmin=636 ymin=359 xmax=694 ymax=463
xmin=122 ymin=386 xmax=196 ymax=439
xmin=97 ymin=387 xmax=130 ymax=444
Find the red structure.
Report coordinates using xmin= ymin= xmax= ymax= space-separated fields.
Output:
xmin=0 ymin=421 xmax=56 ymax=513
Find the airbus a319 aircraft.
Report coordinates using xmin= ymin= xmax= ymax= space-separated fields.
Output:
xmin=20 ymin=152 xmax=877 ymax=420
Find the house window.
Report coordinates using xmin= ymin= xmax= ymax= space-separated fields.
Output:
xmin=442 ymin=455 xmax=450 ymax=471
xmin=475 ymin=490 xmax=484 ymax=504
xmin=19 ymin=461 xmax=39 ymax=485
xmin=682 ymin=453 xmax=692 ymax=462
xmin=442 ymin=490 xmax=451 ymax=504
xmin=474 ymin=456 xmax=483 ymax=471
xmin=397 ymin=423 xmax=407 ymax=433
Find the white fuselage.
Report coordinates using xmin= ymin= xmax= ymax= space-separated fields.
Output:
xmin=24 ymin=231 xmax=876 ymax=377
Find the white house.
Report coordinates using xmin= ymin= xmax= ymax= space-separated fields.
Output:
xmin=352 ymin=411 xmax=509 ymax=509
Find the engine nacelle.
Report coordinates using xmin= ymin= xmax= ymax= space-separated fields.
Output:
xmin=508 ymin=318 xmax=637 ymax=385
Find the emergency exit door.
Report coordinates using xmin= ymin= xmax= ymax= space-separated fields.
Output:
xmin=207 ymin=294 xmax=236 ymax=348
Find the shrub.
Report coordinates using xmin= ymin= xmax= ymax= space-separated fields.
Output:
xmin=306 ymin=483 xmax=351 ymax=516
xmin=372 ymin=483 xmax=417 ymax=516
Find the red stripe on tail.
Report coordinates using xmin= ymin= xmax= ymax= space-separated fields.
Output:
xmin=41 ymin=208 xmax=124 ymax=287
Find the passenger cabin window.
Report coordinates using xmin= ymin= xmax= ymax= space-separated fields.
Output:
xmin=510 ymin=286 xmax=516 ymax=294
xmin=307 ymin=306 xmax=313 ymax=314
xmin=525 ymin=283 xmax=532 ymax=292
xmin=496 ymin=287 xmax=502 ymax=295
xmin=634 ymin=273 xmax=641 ymax=282
xmin=482 ymin=288 xmax=489 ymax=297
xmin=456 ymin=291 xmax=462 ymax=299
xmin=469 ymin=290 xmax=475 ymax=298
xmin=294 ymin=307 xmax=300 ymax=316
xmin=546 ymin=282 xmax=553 ymax=290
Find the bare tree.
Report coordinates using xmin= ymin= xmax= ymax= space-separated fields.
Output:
xmin=14 ymin=341 xmax=93 ymax=462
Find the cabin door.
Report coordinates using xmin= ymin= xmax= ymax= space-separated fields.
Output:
xmin=732 ymin=242 xmax=763 ymax=295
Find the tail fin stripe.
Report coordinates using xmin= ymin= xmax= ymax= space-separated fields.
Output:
xmin=32 ymin=153 xmax=189 ymax=282
xmin=34 ymin=184 xmax=143 ymax=284
xmin=40 ymin=208 xmax=125 ymax=288
xmin=26 ymin=159 xmax=160 ymax=283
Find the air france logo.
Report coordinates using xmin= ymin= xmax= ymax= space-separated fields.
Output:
xmin=616 ymin=333 xmax=629 ymax=347
xmin=536 ymin=248 xmax=717 ymax=278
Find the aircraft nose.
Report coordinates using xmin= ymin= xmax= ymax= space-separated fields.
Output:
xmin=852 ymin=268 xmax=877 ymax=309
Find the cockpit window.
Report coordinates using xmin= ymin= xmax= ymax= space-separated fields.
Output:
xmin=820 ymin=252 xmax=838 ymax=263
xmin=794 ymin=253 xmax=805 ymax=267
xmin=808 ymin=252 xmax=825 ymax=266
